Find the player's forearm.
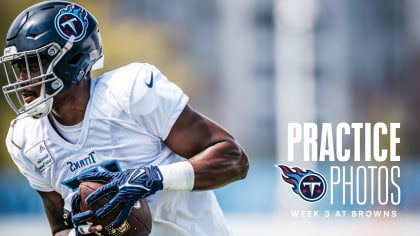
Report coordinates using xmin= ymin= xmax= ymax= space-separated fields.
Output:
xmin=37 ymin=191 xmax=73 ymax=235
xmin=187 ymin=139 xmax=249 ymax=190
xmin=162 ymin=105 xmax=249 ymax=190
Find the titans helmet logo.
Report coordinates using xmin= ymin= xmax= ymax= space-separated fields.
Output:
xmin=55 ymin=4 xmax=89 ymax=42
xmin=276 ymin=165 xmax=327 ymax=202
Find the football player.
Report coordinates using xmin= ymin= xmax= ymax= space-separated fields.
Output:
xmin=2 ymin=1 xmax=249 ymax=236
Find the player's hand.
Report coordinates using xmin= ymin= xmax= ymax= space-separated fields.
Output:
xmin=70 ymin=192 xmax=102 ymax=235
xmin=77 ymin=166 xmax=163 ymax=228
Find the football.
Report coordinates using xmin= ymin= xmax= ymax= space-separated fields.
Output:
xmin=78 ymin=181 xmax=152 ymax=236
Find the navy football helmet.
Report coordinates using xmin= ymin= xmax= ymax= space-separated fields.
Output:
xmin=1 ymin=1 xmax=103 ymax=118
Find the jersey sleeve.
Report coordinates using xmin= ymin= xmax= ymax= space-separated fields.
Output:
xmin=5 ymin=124 xmax=53 ymax=192
xmin=128 ymin=64 xmax=189 ymax=140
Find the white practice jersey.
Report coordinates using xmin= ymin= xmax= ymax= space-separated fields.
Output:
xmin=6 ymin=63 xmax=233 ymax=236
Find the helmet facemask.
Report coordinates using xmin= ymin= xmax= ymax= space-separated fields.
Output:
xmin=1 ymin=36 xmax=75 ymax=119
xmin=2 ymin=2 xmax=103 ymax=119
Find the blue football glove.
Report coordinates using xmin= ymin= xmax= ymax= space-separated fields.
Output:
xmin=77 ymin=166 xmax=163 ymax=228
xmin=70 ymin=192 xmax=95 ymax=235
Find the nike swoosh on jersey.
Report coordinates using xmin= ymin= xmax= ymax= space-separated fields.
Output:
xmin=145 ymin=72 xmax=153 ymax=88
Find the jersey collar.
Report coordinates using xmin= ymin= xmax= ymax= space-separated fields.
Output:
xmin=43 ymin=79 xmax=97 ymax=151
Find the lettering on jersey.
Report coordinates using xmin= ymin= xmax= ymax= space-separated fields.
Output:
xmin=67 ymin=151 xmax=96 ymax=172
xmin=62 ymin=167 xmax=98 ymax=191
xmin=101 ymin=160 xmax=122 ymax=172
xmin=62 ymin=159 xmax=122 ymax=191
xmin=24 ymin=140 xmax=54 ymax=172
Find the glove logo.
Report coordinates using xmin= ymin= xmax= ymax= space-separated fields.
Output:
xmin=276 ymin=165 xmax=327 ymax=202
xmin=55 ymin=4 xmax=89 ymax=42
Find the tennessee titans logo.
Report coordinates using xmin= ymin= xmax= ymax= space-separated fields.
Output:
xmin=276 ymin=165 xmax=327 ymax=202
xmin=54 ymin=4 xmax=89 ymax=42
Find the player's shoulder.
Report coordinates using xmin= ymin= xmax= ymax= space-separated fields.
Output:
xmin=92 ymin=63 xmax=161 ymax=114
xmin=96 ymin=62 xmax=158 ymax=89
xmin=6 ymin=115 xmax=42 ymax=152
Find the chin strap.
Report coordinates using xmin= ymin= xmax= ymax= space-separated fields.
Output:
xmin=24 ymin=87 xmax=54 ymax=119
